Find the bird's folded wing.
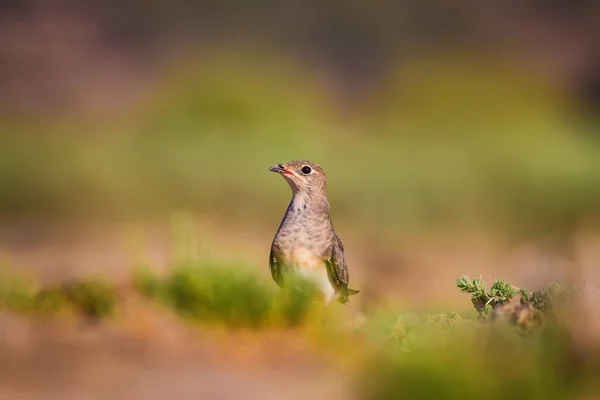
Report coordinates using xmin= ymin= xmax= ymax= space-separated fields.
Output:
xmin=325 ymin=233 xmax=349 ymax=290
xmin=269 ymin=245 xmax=284 ymax=287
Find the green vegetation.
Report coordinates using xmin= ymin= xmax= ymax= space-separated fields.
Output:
xmin=135 ymin=264 xmax=273 ymax=328
xmin=457 ymin=274 xmax=521 ymax=315
xmin=1 ymin=52 xmax=599 ymax=237
xmin=0 ymin=267 xmax=117 ymax=318
xmin=0 ymin=268 xmax=36 ymax=313
xmin=457 ymin=274 xmax=580 ymax=328
xmin=353 ymin=276 xmax=599 ymax=400
xmin=356 ymin=276 xmax=597 ymax=399
xmin=0 ymin=262 xmax=320 ymax=327
xmin=133 ymin=263 xmax=319 ymax=328
xmin=34 ymin=280 xmax=117 ymax=318
xmin=359 ymin=322 xmax=598 ymax=400
xmin=1 ymin=264 xmax=600 ymax=399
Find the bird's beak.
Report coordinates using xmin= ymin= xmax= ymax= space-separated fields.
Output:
xmin=269 ymin=164 xmax=285 ymax=173
xmin=269 ymin=164 xmax=294 ymax=176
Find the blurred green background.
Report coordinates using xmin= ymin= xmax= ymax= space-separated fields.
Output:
xmin=2 ymin=45 xmax=600 ymax=235
xmin=1 ymin=1 xmax=599 ymax=238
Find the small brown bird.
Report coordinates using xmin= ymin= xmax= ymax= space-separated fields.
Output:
xmin=268 ymin=160 xmax=359 ymax=304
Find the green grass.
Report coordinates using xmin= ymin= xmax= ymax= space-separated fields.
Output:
xmin=0 ymin=267 xmax=117 ymax=318
xmin=0 ymin=267 xmax=36 ymax=313
xmin=0 ymin=261 xmax=320 ymax=327
xmin=133 ymin=262 xmax=320 ymax=328
xmin=34 ymin=280 xmax=117 ymax=318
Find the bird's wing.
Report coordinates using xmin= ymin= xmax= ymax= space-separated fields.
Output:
xmin=325 ymin=233 xmax=349 ymax=291
xmin=269 ymin=244 xmax=284 ymax=287
xmin=326 ymin=233 xmax=360 ymax=303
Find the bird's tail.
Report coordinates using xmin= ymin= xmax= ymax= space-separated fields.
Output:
xmin=337 ymin=287 xmax=360 ymax=306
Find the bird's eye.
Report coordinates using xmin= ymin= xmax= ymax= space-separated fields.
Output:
xmin=301 ymin=166 xmax=312 ymax=175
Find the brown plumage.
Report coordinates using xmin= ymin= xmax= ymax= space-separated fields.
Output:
xmin=268 ymin=160 xmax=359 ymax=304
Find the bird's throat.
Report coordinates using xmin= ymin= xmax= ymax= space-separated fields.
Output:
xmin=288 ymin=194 xmax=329 ymax=217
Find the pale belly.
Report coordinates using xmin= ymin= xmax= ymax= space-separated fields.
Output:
xmin=281 ymin=246 xmax=336 ymax=303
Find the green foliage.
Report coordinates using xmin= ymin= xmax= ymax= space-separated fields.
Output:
xmin=519 ymin=287 xmax=530 ymax=302
xmin=457 ymin=275 xmax=519 ymax=306
xmin=359 ymin=323 xmax=594 ymax=400
xmin=64 ymin=280 xmax=117 ymax=318
xmin=457 ymin=275 xmax=579 ymax=324
xmin=490 ymin=279 xmax=517 ymax=299
xmin=32 ymin=286 xmax=70 ymax=315
xmin=1 ymin=262 xmax=320 ymax=327
xmin=358 ymin=301 xmax=600 ymax=399
xmin=0 ymin=268 xmax=36 ymax=313
xmin=165 ymin=264 xmax=273 ymax=328
xmin=134 ymin=263 xmax=319 ymax=328
xmin=0 ymin=267 xmax=117 ymax=318
xmin=33 ymin=280 xmax=118 ymax=318
xmin=456 ymin=274 xmax=487 ymax=296
xmin=457 ymin=274 xmax=493 ymax=315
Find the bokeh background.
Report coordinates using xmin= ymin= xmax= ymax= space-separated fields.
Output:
xmin=1 ymin=1 xmax=600 ymax=399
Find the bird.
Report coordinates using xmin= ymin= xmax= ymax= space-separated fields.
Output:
xmin=268 ymin=160 xmax=359 ymax=304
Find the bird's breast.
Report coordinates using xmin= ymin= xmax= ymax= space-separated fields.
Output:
xmin=282 ymin=246 xmax=324 ymax=270
xmin=273 ymin=201 xmax=333 ymax=267
xmin=278 ymin=245 xmax=335 ymax=302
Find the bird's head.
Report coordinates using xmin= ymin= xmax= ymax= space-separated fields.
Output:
xmin=269 ymin=160 xmax=327 ymax=196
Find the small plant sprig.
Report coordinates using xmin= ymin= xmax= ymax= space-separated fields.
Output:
xmin=457 ymin=275 xmax=518 ymax=316
xmin=457 ymin=275 xmax=579 ymax=324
